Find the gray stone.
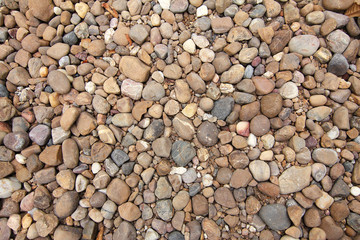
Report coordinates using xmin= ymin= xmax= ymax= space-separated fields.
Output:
xmin=111 ymin=149 xmax=129 ymax=167
xmin=171 ymin=141 xmax=196 ymax=167
xmin=143 ymin=119 xmax=164 ymax=141
xmin=155 ymin=199 xmax=173 ymax=221
xmin=259 ymin=204 xmax=291 ymax=231
xmin=328 ymin=53 xmax=349 ymax=76
xmin=347 ymin=213 xmax=360 ymax=232
xmin=211 ymin=97 xmax=234 ymax=120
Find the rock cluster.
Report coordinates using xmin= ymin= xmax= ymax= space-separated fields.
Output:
xmin=0 ymin=0 xmax=360 ymax=239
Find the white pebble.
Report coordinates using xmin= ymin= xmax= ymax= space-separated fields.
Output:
xmin=327 ymin=126 xmax=339 ymax=140
xmin=15 ymin=154 xmax=26 ymax=164
xmin=263 ymin=71 xmax=274 ymax=78
xmin=202 ymin=174 xmax=213 ymax=187
xmin=53 ymin=7 xmax=62 ymax=15
xmin=110 ymin=18 xmax=118 ymax=28
xmin=104 ymin=28 xmax=114 ymax=44
xmin=85 ymin=81 xmax=96 ymax=94
xmin=183 ymin=39 xmax=196 ymax=54
xmin=279 ymin=82 xmax=299 ymax=99
xmin=199 ymin=48 xmax=215 ymax=62
xmin=196 ymin=5 xmax=208 ymax=17
xmin=220 ymin=83 xmax=235 ymax=94
xmin=170 ymin=167 xmax=187 ymax=175
xmin=158 ymin=0 xmax=170 ymax=9
xmin=92 ymin=162 xmax=101 ymax=174
xmin=151 ymin=14 xmax=161 ymax=27
xmin=351 ymin=186 xmax=360 ymax=196
xmin=273 ymin=52 xmax=284 ymax=61
xmin=247 ymin=133 xmax=257 ymax=147
xmin=152 ymin=71 xmax=164 ymax=83
xmin=233 ymin=0 xmax=245 ymax=5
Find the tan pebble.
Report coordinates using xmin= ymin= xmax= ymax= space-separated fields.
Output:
xmin=39 ymin=66 xmax=48 ymax=77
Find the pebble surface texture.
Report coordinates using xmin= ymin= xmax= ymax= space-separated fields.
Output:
xmin=1 ymin=0 xmax=360 ymax=239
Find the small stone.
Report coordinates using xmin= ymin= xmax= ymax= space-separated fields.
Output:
xmin=323 ymin=0 xmax=354 ymax=11
xmin=327 ymin=30 xmax=350 ymax=54
xmin=75 ymin=2 xmax=89 ymax=18
xmin=129 ymin=24 xmax=149 ymax=45
xmin=47 ymin=70 xmax=71 ymax=94
xmin=214 ymin=187 xmax=236 ymax=208
xmin=39 ymin=145 xmax=62 ymax=166
xmin=197 ymin=121 xmax=218 ymax=147
xmin=252 ymin=76 xmax=275 ymax=95
xmin=54 ymin=226 xmax=82 ymax=240
xmin=121 ymin=79 xmax=143 ymax=100
xmin=0 ymin=177 xmax=21 ymax=198
xmin=307 ymin=106 xmax=332 ymax=121
xmin=113 ymin=221 xmax=136 ymax=240
xmin=155 ymin=199 xmax=173 ymax=221
xmin=250 ymin=115 xmax=270 ymax=136
xmin=47 ymin=43 xmax=70 ymax=60
xmin=118 ymin=202 xmax=141 ymax=222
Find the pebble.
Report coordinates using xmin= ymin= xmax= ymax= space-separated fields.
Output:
xmin=328 ymin=53 xmax=349 ymax=76
xmin=0 ymin=1 xmax=358 ymax=238
xmin=259 ymin=204 xmax=291 ymax=231
xmin=171 ymin=141 xmax=196 ymax=167
xmin=279 ymin=82 xmax=299 ymax=99
xmin=312 ymin=148 xmax=338 ymax=166
xmin=0 ymin=177 xmax=21 ymax=198
xmin=249 ymin=160 xmax=270 ymax=182
xmin=197 ymin=121 xmax=219 ymax=147
xmin=3 ymin=132 xmax=30 ymax=152
xmin=47 ymin=70 xmax=71 ymax=94
xmin=279 ymin=166 xmax=311 ymax=194
xmin=155 ymin=199 xmax=173 ymax=221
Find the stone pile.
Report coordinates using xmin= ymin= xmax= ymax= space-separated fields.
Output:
xmin=0 ymin=0 xmax=360 ymax=239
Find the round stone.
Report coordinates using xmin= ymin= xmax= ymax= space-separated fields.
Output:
xmin=197 ymin=121 xmax=219 ymax=147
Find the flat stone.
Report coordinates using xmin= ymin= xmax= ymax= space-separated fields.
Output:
xmin=171 ymin=141 xmax=196 ymax=167
xmin=106 ymin=179 xmax=130 ymax=205
xmin=279 ymin=166 xmax=311 ymax=194
xmin=289 ymin=35 xmax=320 ymax=56
xmin=312 ymin=148 xmax=338 ymax=166
xmin=211 ymin=97 xmax=234 ymax=120
xmin=259 ymin=204 xmax=291 ymax=231
xmin=54 ymin=191 xmax=79 ymax=219
xmin=119 ymin=56 xmax=150 ymax=83
xmin=173 ymin=113 xmax=195 ymax=140
xmin=47 ymin=70 xmax=71 ymax=94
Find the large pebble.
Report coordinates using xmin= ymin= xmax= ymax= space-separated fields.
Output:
xmin=197 ymin=121 xmax=219 ymax=147
xmin=259 ymin=204 xmax=291 ymax=230
xmin=47 ymin=70 xmax=71 ymax=94
xmin=279 ymin=166 xmax=311 ymax=194
xmin=288 ymin=35 xmax=320 ymax=56
xmin=312 ymin=148 xmax=338 ymax=166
